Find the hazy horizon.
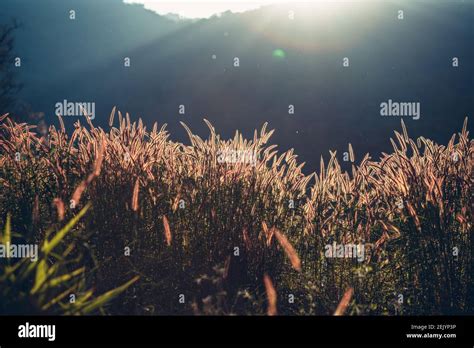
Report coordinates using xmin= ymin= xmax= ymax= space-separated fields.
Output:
xmin=123 ymin=0 xmax=300 ymax=18
xmin=1 ymin=0 xmax=472 ymax=174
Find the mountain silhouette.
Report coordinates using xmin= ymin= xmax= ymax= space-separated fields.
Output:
xmin=1 ymin=0 xmax=472 ymax=173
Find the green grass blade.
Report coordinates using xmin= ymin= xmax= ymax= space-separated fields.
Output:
xmin=47 ymin=267 xmax=85 ymax=288
xmin=1 ymin=213 xmax=11 ymax=245
xmin=42 ymin=203 xmax=90 ymax=255
xmin=31 ymin=259 xmax=48 ymax=294
xmin=80 ymin=276 xmax=139 ymax=314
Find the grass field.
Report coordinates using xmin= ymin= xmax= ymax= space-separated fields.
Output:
xmin=0 ymin=111 xmax=472 ymax=315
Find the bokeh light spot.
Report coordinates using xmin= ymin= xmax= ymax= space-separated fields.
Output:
xmin=272 ymin=49 xmax=286 ymax=59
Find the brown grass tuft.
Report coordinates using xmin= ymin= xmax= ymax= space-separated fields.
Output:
xmin=132 ymin=179 xmax=140 ymax=212
xmin=53 ymin=198 xmax=65 ymax=221
xmin=263 ymin=273 xmax=277 ymax=316
xmin=273 ymin=228 xmax=301 ymax=272
xmin=334 ymin=288 xmax=354 ymax=316
xmin=163 ymin=215 xmax=172 ymax=246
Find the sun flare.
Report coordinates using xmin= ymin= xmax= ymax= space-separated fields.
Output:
xmin=124 ymin=0 xmax=359 ymax=19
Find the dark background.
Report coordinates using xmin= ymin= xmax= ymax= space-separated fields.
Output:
xmin=1 ymin=0 xmax=472 ymax=173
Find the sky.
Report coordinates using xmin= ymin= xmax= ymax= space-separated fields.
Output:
xmin=123 ymin=0 xmax=298 ymax=18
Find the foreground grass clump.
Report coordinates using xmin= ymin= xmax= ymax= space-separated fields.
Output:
xmin=0 ymin=203 xmax=138 ymax=314
xmin=0 ymin=111 xmax=472 ymax=315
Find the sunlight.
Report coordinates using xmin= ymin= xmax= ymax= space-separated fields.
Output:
xmin=123 ymin=0 xmax=278 ymax=19
xmin=123 ymin=0 xmax=365 ymax=19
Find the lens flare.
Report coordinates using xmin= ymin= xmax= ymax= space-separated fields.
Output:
xmin=272 ymin=48 xmax=286 ymax=59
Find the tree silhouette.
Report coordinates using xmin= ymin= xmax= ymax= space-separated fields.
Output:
xmin=0 ymin=20 xmax=21 ymax=115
